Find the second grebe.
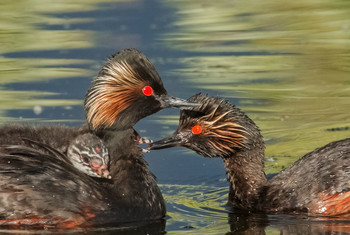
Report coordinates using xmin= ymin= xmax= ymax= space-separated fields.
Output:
xmin=150 ymin=93 xmax=350 ymax=216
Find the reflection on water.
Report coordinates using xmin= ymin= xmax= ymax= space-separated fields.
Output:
xmin=162 ymin=0 xmax=350 ymax=173
xmin=0 ymin=0 xmax=103 ymax=54
xmin=162 ymin=184 xmax=229 ymax=233
xmin=0 ymin=0 xmax=101 ymax=122
xmin=0 ymin=0 xmax=350 ymax=234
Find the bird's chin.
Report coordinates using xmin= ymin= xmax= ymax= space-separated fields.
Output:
xmin=188 ymin=144 xmax=221 ymax=158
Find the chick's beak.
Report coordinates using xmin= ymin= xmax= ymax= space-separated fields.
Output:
xmin=98 ymin=164 xmax=112 ymax=179
xmin=91 ymin=161 xmax=112 ymax=179
xmin=157 ymin=95 xmax=200 ymax=110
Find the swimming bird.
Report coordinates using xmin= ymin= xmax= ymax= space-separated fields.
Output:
xmin=149 ymin=93 xmax=350 ymax=216
xmin=0 ymin=48 xmax=198 ymax=228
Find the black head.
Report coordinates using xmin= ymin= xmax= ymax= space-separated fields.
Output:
xmin=149 ymin=93 xmax=262 ymax=158
xmin=85 ymin=48 xmax=198 ymax=131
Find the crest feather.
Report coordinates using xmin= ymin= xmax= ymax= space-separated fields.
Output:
xmin=85 ymin=59 xmax=146 ymax=129
xmin=188 ymin=94 xmax=251 ymax=156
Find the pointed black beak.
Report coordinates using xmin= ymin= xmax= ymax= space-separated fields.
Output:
xmin=148 ymin=134 xmax=184 ymax=150
xmin=157 ymin=95 xmax=200 ymax=110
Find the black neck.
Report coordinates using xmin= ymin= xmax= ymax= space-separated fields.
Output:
xmin=93 ymin=128 xmax=165 ymax=220
xmin=95 ymin=128 xmax=139 ymax=175
xmin=223 ymin=139 xmax=267 ymax=209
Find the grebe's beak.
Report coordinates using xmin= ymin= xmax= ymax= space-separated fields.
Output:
xmin=148 ymin=134 xmax=184 ymax=150
xmin=157 ymin=95 xmax=200 ymax=110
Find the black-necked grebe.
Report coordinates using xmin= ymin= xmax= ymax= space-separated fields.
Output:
xmin=0 ymin=49 xmax=198 ymax=228
xmin=150 ymin=93 xmax=350 ymax=216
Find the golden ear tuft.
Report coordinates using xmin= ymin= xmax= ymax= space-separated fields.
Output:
xmin=85 ymin=60 xmax=146 ymax=129
xmin=198 ymin=106 xmax=249 ymax=155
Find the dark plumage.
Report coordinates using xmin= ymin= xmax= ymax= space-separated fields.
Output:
xmin=150 ymin=93 xmax=350 ymax=216
xmin=0 ymin=125 xmax=89 ymax=153
xmin=25 ymin=133 xmax=111 ymax=179
xmin=0 ymin=144 xmax=109 ymax=228
xmin=0 ymin=48 xmax=198 ymax=228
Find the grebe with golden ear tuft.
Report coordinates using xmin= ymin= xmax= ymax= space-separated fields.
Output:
xmin=0 ymin=48 xmax=198 ymax=228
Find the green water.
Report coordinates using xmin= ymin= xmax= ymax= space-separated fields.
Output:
xmin=0 ymin=0 xmax=350 ymax=234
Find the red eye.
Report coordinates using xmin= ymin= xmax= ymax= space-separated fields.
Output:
xmin=192 ymin=125 xmax=202 ymax=135
xmin=142 ymin=86 xmax=153 ymax=96
xmin=96 ymin=147 xmax=100 ymax=152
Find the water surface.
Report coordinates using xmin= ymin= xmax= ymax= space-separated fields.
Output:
xmin=1 ymin=0 xmax=350 ymax=234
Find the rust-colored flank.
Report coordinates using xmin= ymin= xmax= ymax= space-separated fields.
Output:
xmin=311 ymin=191 xmax=350 ymax=216
xmin=0 ymin=208 xmax=95 ymax=229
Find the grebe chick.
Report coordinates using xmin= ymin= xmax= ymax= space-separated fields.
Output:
xmin=67 ymin=133 xmax=110 ymax=179
xmin=150 ymin=93 xmax=350 ymax=216
xmin=25 ymin=133 xmax=111 ymax=179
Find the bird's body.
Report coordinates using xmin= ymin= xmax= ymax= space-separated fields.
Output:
xmin=150 ymin=93 xmax=350 ymax=216
xmin=0 ymin=48 xmax=197 ymax=228
xmin=0 ymin=143 xmax=110 ymax=228
xmin=262 ymin=138 xmax=350 ymax=216
xmin=0 ymin=129 xmax=161 ymax=228
xmin=0 ymin=125 xmax=88 ymax=153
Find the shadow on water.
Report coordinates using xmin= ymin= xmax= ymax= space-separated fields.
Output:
xmin=0 ymin=219 xmax=166 ymax=235
xmin=0 ymin=0 xmax=350 ymax=234
xmin=227 ymin=212 xmax=350 ymax=235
